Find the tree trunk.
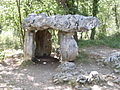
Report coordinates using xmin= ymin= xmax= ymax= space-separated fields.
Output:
xmin=35 ymin=30 xmax=52 ymax=58
xmin=58 ymin=31 xmax=78 ymax=61
xmin=114 ymin=3 xmax=119 ymax=29
xmin=90 ymin=0 xmax=99 ymax=40
xmin=16 ymin=0 xmax=24 ymax=45
xmin=74 ymin=32 xmax=78 ymax=42
xmin=90 ymin=28 xmax=96 ymax=40
xmin=56 ymin=0 xmax=79 ymax=42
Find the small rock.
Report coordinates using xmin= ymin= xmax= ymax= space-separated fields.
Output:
xmin=0 ymin=64 xmax=4 ymax=71
xmin=91 ymin=85 xmax=101 ymax=90
xmin=103 ymin=52 xmax=120 ymax=69
xmin=89 ymin=71 xmax=99 ymax=76
xmin=87 ymin=71 xmax=103 ymax=83
xmin=76 ymin=87 xmax=91 ymax=90
xmin=0 ymin=87 xmax=11 ymax=90
xmin=43 ymin=62 xmax=47 ymax=65
xmin=76 ymin=75 xmax=87 ymax=84
xmin=114 ymin=69 xmax=120 ymax=73
xmin=114 ymin=77 xmax=120 ymax=84
xmin=75 ymin=85 xmax=91 ymax=90
xmin=12 ymin=88 xmax=24 ymax=90
xmin=107 ymin=81 xmax=114 ymax=86
xmin=53 ymin=78 xmax=59 ymax=84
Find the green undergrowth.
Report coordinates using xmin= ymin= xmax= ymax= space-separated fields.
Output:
xmin=75 ymin=50 xmax=90 ymax=64
xmin=78 ymin=33 xmax=120 ymax=48
xmin=20 ymin=60 xmax=34 ymax=67
xmin=76 ymin=32 xmax=120 ymax=63
xmin=0 ymin=52 xmax=5 ymax=62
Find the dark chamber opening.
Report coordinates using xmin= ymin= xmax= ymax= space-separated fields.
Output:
xmin=32 ymin=30 xmax=59 ymax=63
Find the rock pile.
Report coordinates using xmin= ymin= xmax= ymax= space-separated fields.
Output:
xmin=53 ymin=62 xmax=120 ymax=89
xmin=103 ymin=52 xmax=120 ymax=73
xmin=53 ymin=62 xmax=104 ymax=86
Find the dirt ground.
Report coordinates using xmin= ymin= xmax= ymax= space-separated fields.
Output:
xmin=0 ymin=46 xmax=120 ymax=90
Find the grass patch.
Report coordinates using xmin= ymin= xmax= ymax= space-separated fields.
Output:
xmin=20 ymin=60 xmax=34 ymax=67
xmin=0 ymin=52 xmax=5 ymax=62
xmin=75 ymin=50 xmax=90 ymax=63
xmin=78 ymin=33 xmax=120 ymax=48
xmin=78 ymin=39 xmax=105 ymax=48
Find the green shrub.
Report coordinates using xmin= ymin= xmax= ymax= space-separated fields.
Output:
xmin=78 ymin=32 xmax=120 ymax=48
xmin=0 ymin=31 xmax=20 ymax=49
xmin=0 ymin=52 xmax=5 ymax=61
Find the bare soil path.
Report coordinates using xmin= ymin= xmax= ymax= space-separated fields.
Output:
xmin=0 ymin=46 xmax=120 ymax=90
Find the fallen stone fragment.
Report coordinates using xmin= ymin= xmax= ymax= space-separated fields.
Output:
xmin=0 ymin=64 xmax=4 ymax=71
xmin=114 ymin=76 xmax=120 ymax=84
xmin=13 ymin=88 xmax=24 ymax=90
xmin=87 ymin=71 xmax=104 ymax=83
xmin=114 ymin=69 xmax=120 ymax=73
xmin=76 ymin=75 xmax=87 ymax=84
xmin=91 ymin=85 xmax=101 ymax=90
xmin=75 ymin=86 xmax=91 ymax=90
xmin=103 ymin=52 xmax=120 ymax=70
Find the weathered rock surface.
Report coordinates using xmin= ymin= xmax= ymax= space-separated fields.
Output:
xmin=58 ymin=32 xmax=78 ymax=61
xmin=56 ymin=61 xmax=76 ymax=72
xmin=114 ymin=76 xmax=120 ymax=84
xmin=103 ymin=52 xmax=120 ymax=73
xmin=87 ymin=71 xmax=103 ymax=84
xmin=22 ymin=13 xmax=100 ymax=32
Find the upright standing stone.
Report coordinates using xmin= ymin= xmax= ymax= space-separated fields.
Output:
xmin=24 ymin=30 xmax=35 ymax=60
xmin=58 ymin=31 xmax=78 ymax=61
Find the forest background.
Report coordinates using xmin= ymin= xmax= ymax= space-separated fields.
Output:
xmin=0 ymin=0 xmax=120 ymax=58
